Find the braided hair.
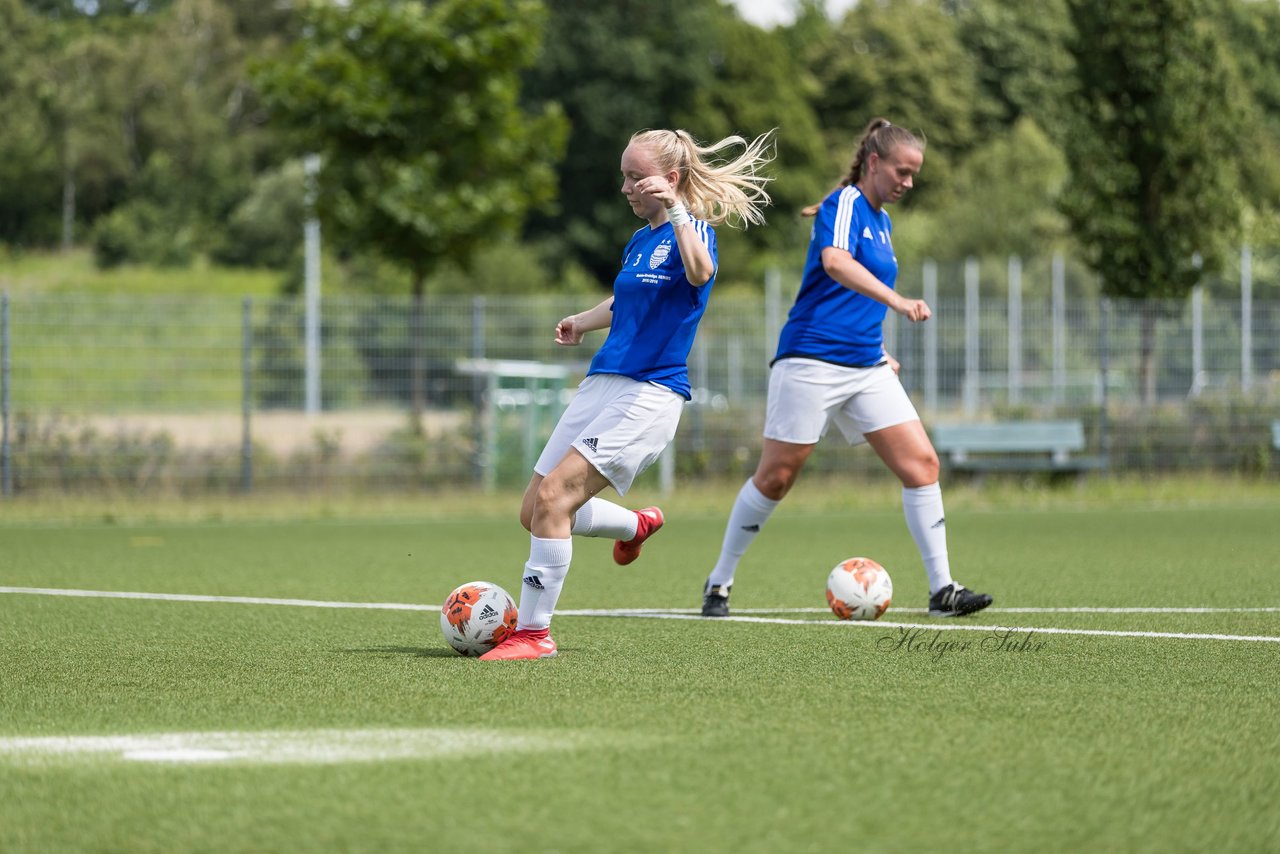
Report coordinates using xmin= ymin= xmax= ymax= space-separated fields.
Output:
xmin=802 ymin=118 xmax=924 ymax=217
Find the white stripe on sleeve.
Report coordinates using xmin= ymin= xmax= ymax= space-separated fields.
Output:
xmin=832 ymin=186 xmax=861 ymax=251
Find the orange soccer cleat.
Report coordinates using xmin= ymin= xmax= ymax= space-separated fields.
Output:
xmin=478 ymin=628 xmax=559 ymax=661
xmin=612 ymin=506 xmax=665 ymax=566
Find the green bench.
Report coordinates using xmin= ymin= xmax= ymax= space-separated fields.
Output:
xmin=931 ymin=419 xmax=1107 ymax=476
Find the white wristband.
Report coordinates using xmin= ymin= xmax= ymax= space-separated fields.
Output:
xmin=666 ymin=202 xmax=691 ymax=228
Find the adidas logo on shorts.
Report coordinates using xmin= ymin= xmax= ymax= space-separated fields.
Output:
xmin=582 ymin=437 xmax=599 ymax=452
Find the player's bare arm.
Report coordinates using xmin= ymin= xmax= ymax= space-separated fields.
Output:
xmin=820 ymin=245 xmax=931 ymax=322
xmin=554 ymin=298 xmax=614 ymax=346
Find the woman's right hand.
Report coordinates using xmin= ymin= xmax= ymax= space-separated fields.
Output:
xmin=894 ymin=296 xmax=932 ymax=323
xmin=555 ymin=315 xmax=585 ymax=346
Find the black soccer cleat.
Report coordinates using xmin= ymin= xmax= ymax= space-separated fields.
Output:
xmin=702 ymin=579 xmax=732 ymax=618
xmin=928 ymin=583 xmax=993 ymax=617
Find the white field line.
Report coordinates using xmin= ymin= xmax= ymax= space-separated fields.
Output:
xmin=3 ymin=587 xmax=1277 ymax=615
xmin=568 ymin=611 xmax=1280 ymax=644
xmin=0 ymin=586 xmax=437 ymax=611
xmin=0 ymin=727 xmax=586 ymax=766
xmin=2 ymin=586 xmax=1278 ymax=644
xmin=560 ymin=606 xmax=1280 ymax=615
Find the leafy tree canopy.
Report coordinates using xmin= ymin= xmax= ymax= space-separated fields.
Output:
xmin=519 ymin=0 xmax=722 ymax=284
xmin=254 ymin=0 xmax=567 ymax=289
xmin=806 ymin=0 xmax=990 ymax=209
xmin=1061 ymin=0 xmax=1246 ymax=299
xmin=954 ymin=0 xmax=1074 ymax=139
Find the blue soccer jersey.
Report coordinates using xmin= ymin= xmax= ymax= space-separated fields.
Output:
xmin=774 ymin=186 xmax=898 ymax=367
xmin=588 ymin=219 xmax=718 ymax=400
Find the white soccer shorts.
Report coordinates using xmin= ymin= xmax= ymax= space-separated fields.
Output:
xmin=535 ymin=373 xmax=684 ymax=495
xmin=763 ymin=358 xmax=920 ymax=446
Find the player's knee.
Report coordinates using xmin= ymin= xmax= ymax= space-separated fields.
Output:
xmin=534 ymin=476 xmax=574 ymax=518
xmin=920 ymin=452 xmax=940 ymax=484
xmin=754 ymin=467 xmax=796 ymax=501
xmin=901 ymin=453 xmax=939 ymax=487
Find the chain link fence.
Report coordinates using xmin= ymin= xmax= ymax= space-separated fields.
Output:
xmin=3 ymin=254 xmax=1279 ymax=496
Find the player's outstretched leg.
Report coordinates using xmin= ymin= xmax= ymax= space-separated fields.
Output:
xmin=927 ymin=583 xmax=993 ymax=617
xmin=613 ymin=506 xmax=664 ymax=565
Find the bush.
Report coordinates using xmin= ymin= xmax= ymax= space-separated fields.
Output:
xmin=212 ymin=161 xmax=307 ymax=269
xmin=91 ymin=201 xmax=198 ymax=268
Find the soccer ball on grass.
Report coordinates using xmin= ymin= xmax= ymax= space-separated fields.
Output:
xmin=826 ymin=557 xmax=893 ymax=621
xmin=440 ymin=581 xmax=518 ymax=656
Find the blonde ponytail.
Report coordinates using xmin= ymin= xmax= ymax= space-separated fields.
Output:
xmin=629 ymin=128 xmax=776 ymax=229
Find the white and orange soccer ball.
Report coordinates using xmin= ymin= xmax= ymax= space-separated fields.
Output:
xmin=826 ymin=557 xmax=893 ymax=621
xmin=440 ymin=581 xmax=518 ymax=656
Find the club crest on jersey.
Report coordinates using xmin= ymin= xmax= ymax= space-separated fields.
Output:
xmin=649 ymin=241 xmax=672 ymax=269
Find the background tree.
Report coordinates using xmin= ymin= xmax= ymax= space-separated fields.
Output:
xmin=36 ymin=27 xmax=137 ymax=251
xmin=0 ymin=0 xmax=60 ymax=244
xmin=519 ymin=0 xmax=719 ymax=286
xmin=1219 ymin=0 xmax=1280 ymax=248
xmin=1061 ymin=0 xmax=1248 ymax=403
xmin=805 ymin=0 xmax=988 ymax=210
xmin=678 ymin=5 xmax=829 ymax=280
xmin=912 ymin=117 xmax=1069 ymax=263
xmin=954 ymin=0 xmax=1074 ymax=140
xmin=253 ymin=0 xmax=567 ymax=416
xmin=22 ymin=0 xmax=172 ymax=17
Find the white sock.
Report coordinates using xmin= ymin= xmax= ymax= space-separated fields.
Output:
xmin=570 ymin=497 xmax=638 ymax=540
xmin=517 ymin=535 xmax=572 ymax=630
xmin=707 ymin=479 xmax=780 ymax=588
xmin=902 ymin=483 xmax=953 ymax=594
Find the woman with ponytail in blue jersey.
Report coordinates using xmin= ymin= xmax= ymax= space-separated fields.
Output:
xmin=701 ymin=118 xmax=993 ymax=620
xmin=482 ymin=128 xmax=775 ymax=661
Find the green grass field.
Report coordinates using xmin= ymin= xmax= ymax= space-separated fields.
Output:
xmin=2 ymin=484 xmax=1279 ymax=852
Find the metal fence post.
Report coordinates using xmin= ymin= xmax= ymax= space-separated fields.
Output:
xmin=1241 ymin=245 xmax=1253 ymax=392
xmin=692 ymin=337 xmax=708 ymax=456
xmin=1190 ymin=285 xmax=1204 ymax=397
xmin=241 ymin=296 xmax=253 ymax=494
xmin=1099 ymin=295 xmax=1111 ymax=469
xmin=923 ymin=259 xmax=937 ymax=413
xmin=964 ymin=257 xmax=980 ymax=416
xmin=765 ymin=267 xmax=781 ymax=359
xmin=727 ymin=336 xmax=742 ymax=406
xmin=471 ymin=296 xmax=491 ymax=489
xmin=1052 ymin=253 xmax=1066 ymax=407
xmin=304 ymin=154 xmax=322 ymax=415
xmin=1008 ymin=254 xmax=1022 ymax=406
xmin=2 ymin=291 xmax=10 ymax=498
